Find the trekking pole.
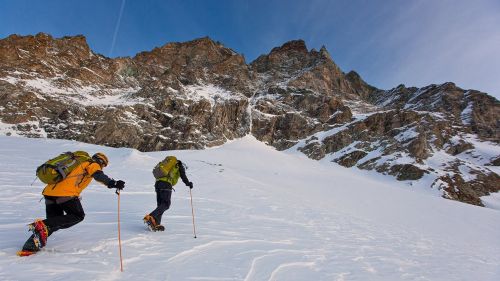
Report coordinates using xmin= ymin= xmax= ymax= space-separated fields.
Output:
xmin=189 ymin=189 xmax=197 ymax=238
xmin=116 ymin=189 xmax=124 ymax=272
xmin=30 ymin=176 xmax=38 ymax=186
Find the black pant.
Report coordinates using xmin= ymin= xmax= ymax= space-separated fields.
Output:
xmin=43 ymin=197 xmax=85 ymax=236
xmin=150 ymin=181 xmax=172 ymax=225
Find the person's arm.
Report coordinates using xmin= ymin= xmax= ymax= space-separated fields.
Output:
xmin=178 ymin=161 xmax=193 ymax=189
xmin=92 ymin=170 xmax=113 ymax=186
xmin=87 ymin=163 xmax=125 ymax=190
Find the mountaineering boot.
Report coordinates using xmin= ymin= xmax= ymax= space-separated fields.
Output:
xmin=29 ymin=219 xmax=49 ymax=248
xmin=143 ymin=214 xmax=157 ymax=231
xmin=155 ymin=225 xmax=165 ymax=231
xmin=17 ymin=220 xmax=49 ymax=256
xmin=17 ymin=234 xmax=40 ymax=256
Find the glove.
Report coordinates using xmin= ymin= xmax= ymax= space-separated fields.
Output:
xmin=115 ymin=180 xmax=125 ymax=190
xmin=187 ymin=182 xmax=193 ymax=189
xmin=108 ymin=180 xmax=125 ymax=190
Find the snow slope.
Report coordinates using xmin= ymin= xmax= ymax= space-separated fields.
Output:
xmin=0 ymin=136 xmax=499 ymax=281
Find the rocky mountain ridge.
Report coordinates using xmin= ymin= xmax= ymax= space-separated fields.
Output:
xmin=0 ymin=33 xmax=498 ymax=206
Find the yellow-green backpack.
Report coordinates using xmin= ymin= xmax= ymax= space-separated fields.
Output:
xmin=152 ymin=156 xmax=178 ymax=180
xmin=36 ymin=151 xmax=92 ymax=184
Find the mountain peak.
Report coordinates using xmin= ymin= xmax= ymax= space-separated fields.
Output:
xmin=34 ymin=32 xmax=53 ymax=40
xmin=0 ymin=33 xmax=91 ymax=52
xmin=319 ymin=45 xmax=331 ymax=60
xmin=270 ymin=39 xmax=308 ymax=55
xmin=0 ymin=33 xmax=93 ymax=67
xmin=186 ymin=36 xmax=218 ymax=46
xmin=346 ymin=70 xmax=378 ymax=99
xmin=251 ymin=39 xmax=325 ymax=73
xmin=148 ymin=36 xmax=239 ymax=59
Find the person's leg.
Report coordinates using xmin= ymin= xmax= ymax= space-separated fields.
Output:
xmin=22 ymin=197 xmax=83 ymax=251
xmin=43 ymin=197 xmax=85 ymax=234
xmin=150 ymin=183 xmax=172 ymax=225
xmin=20 ymin=198 xmax=64 ymax=251
xmin=44 ymin=198 xmax=64 ymax=236
xmin=46 ymin=198 xmax=64 ymax=218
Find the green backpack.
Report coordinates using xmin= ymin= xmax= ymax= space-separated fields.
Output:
xmin=36 ymin=151 xmax=92 ymax=184
xmin=152 ymin=156 xmax=178 ymax=180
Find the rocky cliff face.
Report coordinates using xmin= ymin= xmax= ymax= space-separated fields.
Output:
xmin=0 ymin=33 xmax=251 ymax=150
xmin=0 ymin=33 xmax=498 ymax=206
xmin=249 ymin=40 xmax=354 ymax=149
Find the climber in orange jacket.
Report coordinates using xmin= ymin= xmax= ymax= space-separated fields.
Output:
xmin=20 ymin=153 xmax=125 ymax=255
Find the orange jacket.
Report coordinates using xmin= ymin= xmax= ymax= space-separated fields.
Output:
xmin=42 ymin=161 xmax=103 ymax=197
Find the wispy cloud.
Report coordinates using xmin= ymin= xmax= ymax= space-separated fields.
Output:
xmin=109 ymin=0 xmax=126 ymax=57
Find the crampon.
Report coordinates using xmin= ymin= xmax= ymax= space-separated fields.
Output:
xmin=17 ymin=219 xmax=49 ymax=257
xmin=143 ymin=215 xmax=158 ymax=231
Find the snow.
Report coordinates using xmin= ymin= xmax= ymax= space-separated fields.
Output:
xmin=458 ymin=164 xmax=478 ymax=181
xmin=183 ymin=84 xmax=246 ymax=106
xmin=482 ymin=191 xmax=500 ymax=211
xmin=81 ymin=67 xmax=104 ymax=79
xmin=342 ymin=100 xmax=380 ymax=114
xmin=0 ymin=120 xmax=47 ymax=138
xmin=461 ymin=101 xmax=473 ymax=125
xmin=0 ymin=135 xmax=499 ymax=280
xmin=404 ymin=88 xmax=445 ymax=110
xmin=459 ymin=134 xmax=500 ymax=168
xmin=394 ymin=127 xmax=418 ymax=143
xmin=413 ymin=110 xmax=446 ymax=120
xmin=404 ymin=88 xmax=427 ymax=109
xmin=377 ymin=91 xmax=401 ymax=107
xmin=0 ymin=72 xmax=143 ymax=106
xmin=0 ymin=122 xmax=17 ymax=136
xmin=0 ymin=75 xmax=20 ymax=85
xmin=286 ymin=108 xmax=499 ymax=207
xmin=408 ymin=142 xmax=498 ymax=196
xmin=288 ymin=113 xmax=374 ymax=150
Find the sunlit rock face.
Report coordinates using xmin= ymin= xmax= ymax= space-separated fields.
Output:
xmin=1 ymin=34 xmax=498 ymax=206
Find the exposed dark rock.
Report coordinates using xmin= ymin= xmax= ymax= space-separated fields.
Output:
xmin=345 ymin=71 xmax=378 ymax=100
xmin=489 ymin=156 xmax=500 ymax=166
xmin=435 ymin=172 xmax=500 ymax=206
xmin=335 ymin=150 xmax=368 ymax=167
xmin=408 ymin=133 xmax=430 ymax=160
xmin=298 ymin=141 xmax=325 ymax=160
xmin=250 ymin=87 xmax=352 ymax=149
xmin=446 ymin=141 xmax=474 ymax=156
xmin=389 ymin=164 xmax=426 ymax=181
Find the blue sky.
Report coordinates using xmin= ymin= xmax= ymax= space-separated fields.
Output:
xmin=1 ymin=0 xmax=499 ymax=98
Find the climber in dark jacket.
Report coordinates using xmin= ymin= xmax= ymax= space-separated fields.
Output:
xmin=144 ymin=156 xmax=193 ymax=231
